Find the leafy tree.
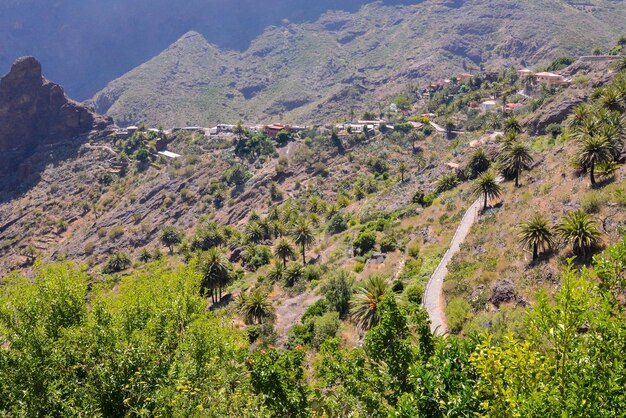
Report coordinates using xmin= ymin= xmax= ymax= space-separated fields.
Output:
xmin=160 ymin=226 xmax=182 ymax=254
xmin=576 ymin=135 xmax=613 ymax=185
xmin=498 ymin=140 xmax=533 ymax=187
xmin=364 ymin=295 xmax=414 ymax=397
xmin=198 ymin=248 xmax=232 ymax=303
xmin=248 ymin=348 xmax=309 ymax=417
xmin=556 ymin=210 xmax=601 ymax=257
xmin=518 ymin=214 xmax=554 ymax=260
xmin=291 ymin=218 xmax=316 ymax=265
xmin=321 ymin=270 xmax=353 ymax=318
xmin=472 ymin=172 xmax=501 ymax=210
xmin=275 ymin=130 xmax=292 ymax=146
xmin=350 ymin=275 xmax=390 ymax=330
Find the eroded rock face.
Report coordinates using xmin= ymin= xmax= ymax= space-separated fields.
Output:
xmin=0 ymin=56 xmax=111 ymax=174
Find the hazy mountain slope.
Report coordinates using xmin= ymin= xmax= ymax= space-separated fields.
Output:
xmin=92 ymin=0 xmax=626 ymax=127
xmin=1 ymin=0 xmax=409 ymax=99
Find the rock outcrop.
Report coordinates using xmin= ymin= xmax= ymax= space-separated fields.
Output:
xmin=0 ymin=57 xmax=111 ymax=175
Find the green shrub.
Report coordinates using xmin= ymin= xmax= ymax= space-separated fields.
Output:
xmin=380 ymin=236 xmax=397 ymax=253
xmin=403 ymin=283 xmax=424 ymax=305
xmin=353 ymin=262 xmax=365 ymax=273
xmin=581 ymin=192 xmax=602 ymax=214
xmin=327 ymin=213 xmax=348 ymax=235
xmin=312 ymin=312 xmax=341 ymax=348
xmin=353 ymin=230 xmax=377 ymax=256
xmin=445 ymin=297 xmax=473 ymax=334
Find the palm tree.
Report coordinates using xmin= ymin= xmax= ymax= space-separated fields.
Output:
xmin=499 ymin=141 xmax=534 ymax=187
xmin=577 ymin=135 xmax=613 ymax=186
xmin=199 ymin=248 xmax=232 ymax=303
xmin=503 ymin=116 xmax=522 ymax=134
xmin=266 ymin=261 xmax=285 ymax=283
xmin=472 ymin=172 xmax=502 ymax=211
xmin=556 ymin=210 xmax=601 ymax=257
xmin=238 ymin=290 xmax=273 ymax=325
xmin=291 ymin=218 xmax=316 ymax=265
xmin=567 ymin=104 xmax=590 ymax=129
xmin=465 ymin=148 xmax=490 ymax=179
xmin=160 ymin=226 xmax=182 ymax=254
xmin=233 ymin=120 xmax=245 ymax=142
xmin=350 ymin=275 xmax=390 ymax=330
xmin=409 ymin=130 xmax=424 ymax=153
xmin=518 ymin=214 xmax=554 ymax=260
xmin=399 ymin=162 xmax=407 ymax=182
xmin=275 ymin=238 xmax=296 ymax=268
xmin=245 ymin=222 xmax=264 ymax=244
xmin=284 ymin=263 xmax=305 ymax=287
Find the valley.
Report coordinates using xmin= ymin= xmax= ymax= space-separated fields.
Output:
xmin=1 ymin=2 xmax=626 ymax=416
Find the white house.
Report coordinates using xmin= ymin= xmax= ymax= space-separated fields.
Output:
xmin=481 ymin=100 xmax=498 ymax=112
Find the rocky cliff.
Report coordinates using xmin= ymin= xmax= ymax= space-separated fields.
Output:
xmin=0 ymin=57 xmax=111 ymax=175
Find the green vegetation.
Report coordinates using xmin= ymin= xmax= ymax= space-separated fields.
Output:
xmin=2 ymin=240 xmax=625 ymax=415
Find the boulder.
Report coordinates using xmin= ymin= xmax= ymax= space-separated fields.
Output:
xmin=489 ymin=279 xmax=518 ymax=308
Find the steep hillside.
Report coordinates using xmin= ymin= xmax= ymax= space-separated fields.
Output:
xmin=92 ymin=0 xmax=626 ymax=127
xmin=0 ymin=0 xmax=389 ymax=98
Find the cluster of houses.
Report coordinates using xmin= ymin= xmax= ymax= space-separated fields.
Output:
xmin=428 ymin=72 xmax=473 ymax=91
xmin=333 ymin=119 xmax=392 ymax=138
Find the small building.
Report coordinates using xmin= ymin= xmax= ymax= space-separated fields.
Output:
xmin=408 ymin=121 xmax=424 ymax=129
xmin=357 ymin=119 xmax=386 ymax=128
xmin=209 ymin=124 xmax=234 ymax=136
xmin=518 ymin=68 xmax=533 ymax=78
xmin=535 ymin=72 xmax=569 ymax=86
xmin=126 ymin=126 xmax=139 ymax=136
xmin=481 ymin=100 xmax=498 ymax=112
xmin=158 ymin=150 xmax=181 ymax=159
xmin=457 ymin=73 xmax=472 ymax=82
xmin=113 ymin=128 xmax=130 ymax=139
xmin=264 ymin=123 xmax=290 ymax=138
xmin=505 ymin=103 xmax=526 ymax=113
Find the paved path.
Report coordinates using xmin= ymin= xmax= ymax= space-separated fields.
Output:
xmin=429 ymin=121 xmax=466 ymax=135
xmin=423 ymin=198 xmax=481 ymax=335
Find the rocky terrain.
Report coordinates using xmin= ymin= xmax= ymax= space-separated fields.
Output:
xmin=0 ymin=57 xmax=112 ymax=177
xmin=91 ymin=0 xmax=626 ymax=127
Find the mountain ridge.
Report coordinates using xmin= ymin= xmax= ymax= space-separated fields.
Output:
xmin=91 ymin=0 xmax=626 ymax=127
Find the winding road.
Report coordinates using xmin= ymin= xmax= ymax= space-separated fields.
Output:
xmin=423 ymin=198 xmax=482 ymax=336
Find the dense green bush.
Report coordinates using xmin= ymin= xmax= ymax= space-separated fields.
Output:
xmin=353 ymin=230 xmax=377 ymax=256
xmin=327 ymin=212 xmax=348 ymax=234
